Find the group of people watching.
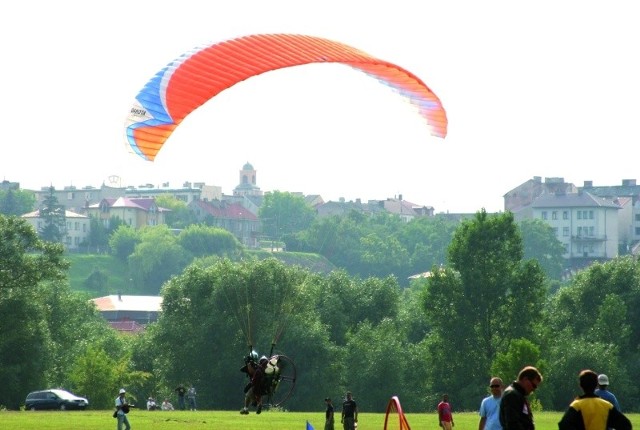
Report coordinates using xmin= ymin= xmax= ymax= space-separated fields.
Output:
xmin=144 ymin=383 xmax=196 ymax=412
xmin=471 ymin=366 xmax=630 ymax=430
xmin=145 ymin=397 xmax=176 ymax=411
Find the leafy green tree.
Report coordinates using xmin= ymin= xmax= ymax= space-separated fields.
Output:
xmin=38 ymin=186 xmax=67 ymax=243
xmin=422 ymin=210 xmax=547 ymax=409
xmin=87 ymin=215 xmax=109 ymax=252
xmin=109 ymin=225 xmax=141 ymax=261
xmin=178 ymin=224 xmax=242 ymax=257
xmin=69 ymin=345 xmax=118 ymax=408
xmin=155 ymin=195 xmax=196 ymax=228
xmin=0 ymin=215 xmax=68 ymax=409
xmin=259 ymin=191 xmax=316 ymax=239
xmin=344 ymin=319 xmax=406 ymax=411
xmin=543 ymin=256 xmax=640 ymax=409
xmin=399 ymin=216 xmax=458 ymax=275
xmin=0 ymin=215 xmax=68 ymax=290
xmin=151 ymin=258 xmax=314 ymax=409
xmin=0 ymin=188 xmax=36 ymax=216
xmin=519 ymin=218 xmax=565 ymax=281
xmin=128 ymin=226 xmax=192 ymax=294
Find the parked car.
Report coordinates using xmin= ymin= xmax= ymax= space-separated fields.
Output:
xmin=25 ymin=389 xmax=89 ymax=410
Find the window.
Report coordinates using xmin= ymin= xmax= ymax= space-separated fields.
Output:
xmin=589 ymin=226 xmax=594 ymax=236
xmin=541 ymin=211 xmax=547 ymax=220
xmin=563 ymin=211 xmax=569 ymax=220
xmin=577 ymin=226 xmax=582 ymax=236
xmin=589 ymin=210 xmax=594 ymax=219
xmin=577 ymin=211 xmax=582 ymax=220
xmin=553 ymin=227 xmax=559 ymax=235
xmin=552 ymin=211 xmax=557 ymax=220
xmin=635 ymin=214 xmax=640 ymax=222
xmin=563 ymin=227 xmax=569 ymax=236
xmin=582 ymin=210 xmax=588 ymax=219
xmin=636 ymin=227 xmax=640 ymax=235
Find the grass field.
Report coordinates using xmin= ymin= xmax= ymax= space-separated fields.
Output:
xmin=3 ymin=410 xmax=640 ymax=430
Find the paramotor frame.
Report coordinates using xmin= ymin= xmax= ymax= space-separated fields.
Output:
xmin=263 ymin=354 xmax=297 ymax=408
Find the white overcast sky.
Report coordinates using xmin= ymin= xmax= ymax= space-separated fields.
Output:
xmin=1 ymin=0 xmax=639 ymax=213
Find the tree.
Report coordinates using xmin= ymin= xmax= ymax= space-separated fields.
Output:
xmin=128 ymin=226 xmax=192 ymax=294
xmin=0 ymin=215 xmax=68 ymax=409
xmin=519 ymin=218 xmax=565 ymax=281
xmin=155 ymin=195 xmax=196 ymax=228
xmin=0 ymin=188 xmax=36 ymax=216
xmin=109 ymin=225 xmax=141 ymax=261
xmin=178 ymin=224 xmax=242 ymax=257
xmin=87 ymin=215 xmax=110 ymax=252
xmin=259 ymin=191 xmax=316 ymax=239
xmin=422 ymin=210 xmax=547 ymax=409
xmin=38 ymin=186 xmax=66 ymax=243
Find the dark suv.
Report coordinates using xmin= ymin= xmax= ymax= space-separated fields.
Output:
xmin=25 ymin=389 xmax=89 ymax=410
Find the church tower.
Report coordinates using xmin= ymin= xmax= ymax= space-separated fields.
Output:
xmin=233 ymin=162 xmax=262 ymax=196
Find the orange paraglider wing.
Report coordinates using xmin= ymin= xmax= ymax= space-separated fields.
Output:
xmin=125 ymin=33 xmax=447 ymax=161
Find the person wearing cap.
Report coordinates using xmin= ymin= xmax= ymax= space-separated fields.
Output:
xmin=146 ymin=396 xmax=157 ymax=410
xmin=325 ymin=397 xmax=335 ymax=430
xmin=341 ymin=391 xmax=358 ymax=430
xmin=595 ymin=374 xmax=621 ymax=411
xmin=479 ymin=377 xmax=503 ymax=430
xmin=499 ymin=366 xmax=542 ymax=430
xmin=559 ymin=369 xmax=630 ymax=430
xmin=115 ymin=388 xmax=131 ymax=430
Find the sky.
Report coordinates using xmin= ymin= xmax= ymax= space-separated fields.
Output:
xmin=2 ymin=1 xmax=639 ymax=213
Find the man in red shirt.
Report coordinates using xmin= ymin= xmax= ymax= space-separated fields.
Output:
xmin=438 ymin=394 xmax=455 ymax=430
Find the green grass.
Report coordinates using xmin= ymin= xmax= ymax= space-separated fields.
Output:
xmin=3 ymin=410 xmax=640 ymax=430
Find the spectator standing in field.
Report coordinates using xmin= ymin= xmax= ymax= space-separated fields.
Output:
xmin=325 ymin=397 xmax=335 ymax=430
xmin=499 ymin=366 xmax=543 ymax=430
xmin=594 ymin=374 xmax=621 ymax=411
xmin=175 ymin=384 xmax=186 ymax=410
xmin=341 ymin=391 xmax=358 ymax=430
xmin=479 ymin=377 xmax=503 ymax=430
xmin=438 ymin=394 xmax=455 ymax=430
xmin=187 ymin=385 xmax=197 ymax=411
xmin=558 ymin=369 xmax=631 ymax=430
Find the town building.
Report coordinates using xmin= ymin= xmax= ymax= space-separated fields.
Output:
xmin=86 ymin=197 xmax=169 ymax=229
xmin=530 ymin=191 xmax=620 ymax=262
xmin=91 ymin=294 xmax=162 ymax=332
xmin=21 ymin=209 xmax=90 ymax=251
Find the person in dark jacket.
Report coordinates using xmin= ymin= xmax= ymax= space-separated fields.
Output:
xmin=558 ymin=369 xmax=631 ymax=430
xmin=499 ymin=366 xmax=543 ymax=430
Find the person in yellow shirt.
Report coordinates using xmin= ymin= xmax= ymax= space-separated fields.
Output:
xmin=558 ymin=370 xmax=631 ymax=430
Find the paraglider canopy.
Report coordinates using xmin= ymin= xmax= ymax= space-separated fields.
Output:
xmin=125 ymin=33 xmax=448 ymax=161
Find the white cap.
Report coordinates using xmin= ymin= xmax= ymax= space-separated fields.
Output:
xmin=119 ymin=388 xmax=126 ymax=394
xmin=598 ymin=374 xmax=609 ymax=385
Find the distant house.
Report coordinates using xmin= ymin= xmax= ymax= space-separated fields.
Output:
xmin=189 ymin=199 xmax=260 ymax=247
xmin=21 ymin=209 xmax=90 ymax=250
xmin=86 ymin=197 xmax=169 ymax=229
xmin=530 ymin=191 xmax=620 ymax=264
xmin=91 ymin=294 xmax=162 ymax=327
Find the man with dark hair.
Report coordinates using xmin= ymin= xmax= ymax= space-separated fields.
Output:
xmin=558 ymin=369 xmax=631 ymax=430
xmin=499 ymin=366 xmax=542 ymax=430
xmin=341 ymin=391 xmax=358 ymax=430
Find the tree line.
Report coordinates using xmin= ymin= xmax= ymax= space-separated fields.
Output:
xmin=2 ymin=209 xmax=640 ymax=413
